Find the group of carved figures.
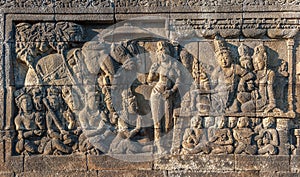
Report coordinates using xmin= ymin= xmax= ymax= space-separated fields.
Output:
xmin=14 ymin=86 xmax=101 ymax=155
xmin=12 ymin=22 xmax=292 ymax=155
xmin=181 ymin=116 xmax=279 ymax=155
xmin=190 ymin=36 xmax=289 ymax=115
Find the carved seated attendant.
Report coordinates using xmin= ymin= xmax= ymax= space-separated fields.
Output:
xmin=208 ymin=116 xmax=234 ymax=154
xmin=241 ymin=44 xmax=276 ymax=113
xmin=233 ymin=117 xmax=257 ymax=155
xmin=14 ymin=89 xmax=45 ymax=154
xmin=181 ymin=116 xmax=210 ymax=154
xmin=79 ymin=91 xmax=107 ymax=130
xmin=43 ymin=87 xmax=72 ymax=154
xmin=110 ymin=90 xmax=152 ymax=154
xmin=254 ymin=117 xmax=279 ymax=155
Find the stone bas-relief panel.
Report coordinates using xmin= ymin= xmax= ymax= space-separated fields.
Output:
xmin=9 ymin=20 xmax=300 ymax=159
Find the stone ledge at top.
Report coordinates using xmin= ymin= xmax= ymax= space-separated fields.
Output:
xmin=0 ymin=0 xmax=300 ymax=14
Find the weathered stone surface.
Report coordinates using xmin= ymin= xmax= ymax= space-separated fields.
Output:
xmin=17 ymin=171 xmax=97 ymax=177
xmin=0 ymin=0 xmax=300 ymax=175
xmin=235 ymin=155 xmax=290 ymax=172
xmin=290 ymin=156 xmax=300 ymax=173
xmin=169 ymin=171 xmax=260 ymax=177
xmin=0 ymin=172 xmax=14 ymax=177
xmin=24 ymin=155 xmax=86 ymax=172
xmin=0 ymin=156 xmax=23 ymax=173
xmin=88 ymin=155 xmax=153 ymax=170
xmin=98 ymin=170 xmax=166 ymax=177
xmin=154 ymin=155 xmax=235 ymax=171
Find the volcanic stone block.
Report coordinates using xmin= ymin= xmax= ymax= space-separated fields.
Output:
xmin=235 ymin=155 xmax=290 ymax=172
xmin=24 ymin=155 xmax=86 ymax=172
xmin=87 ymin=155 xmax=153 ymax=171
xmin=154 ymin=155 xmax=235 ymax=171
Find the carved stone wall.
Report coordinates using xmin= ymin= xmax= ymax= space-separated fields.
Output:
xmin=1 ymin=1 xmax=300 ymax=176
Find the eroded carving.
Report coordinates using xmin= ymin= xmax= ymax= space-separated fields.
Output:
xmin=12 ymin=21 xmax=297 ymax=157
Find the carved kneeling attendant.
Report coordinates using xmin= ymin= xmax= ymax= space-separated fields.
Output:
xmin=208 ymin=116 xmax=234 ymax=154
xmin=181 ymin=116 xmax=210 ymax=154
xmin=233 ymin=117 xmax=257 ymax=155
xmin=254 ymin=117 xmax=279 ymax=155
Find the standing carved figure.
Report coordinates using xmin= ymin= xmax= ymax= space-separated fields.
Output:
xmin=191 ymin=63 xmax=211 ymax=114
xmin=275 ymin=60 xmax=289 ymax=111
xmin=147 ymin=41 xmax=181 ymax=154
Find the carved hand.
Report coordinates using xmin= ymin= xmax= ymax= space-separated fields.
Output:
xmin=122 ymin=59 xmax=136 ymax=70
xmin=163 ymin=90 xmax=173 ymax=99
xmin=136 ymin=116 xmax=141 ymax=130
xmin=33 ymin=130 xmax=43 ymax=136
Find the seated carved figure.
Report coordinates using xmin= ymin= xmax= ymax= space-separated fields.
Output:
xmin=233 ymin=117 xmax=257 ymax=155
xmin=240 ymin=44 xmax=277 ymax=113
xmin=237 ymin=79 xmax=259 ymax=107
xmin=43 ymin=87 xmax=73 ymax=154
xmin=79 ymin=91 xmax=108 ymax=130
xmin=14 ymin=89 xmax=45 ymax=154
xmin=211 ymin=36 xmax=254 ymax=113
xmin=254 ymin=117 xmax=279 ymax=155
xmin=208 ymin=116 xmax=234 ymax=154
xmin=110 ymin=91 xmax=152 ymax=154
xmin=181 ymin=116 xmax=210 ymax=154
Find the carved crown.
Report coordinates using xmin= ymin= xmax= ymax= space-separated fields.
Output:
xmin=213 ymin=35 xmax=229 ymax=55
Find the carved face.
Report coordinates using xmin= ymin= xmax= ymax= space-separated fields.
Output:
xmin=127 ymin=95 xmax=138 ymax=114
xmin=191 ymin=116 xmax=201 ymax=128
xmin=253 ymin=54 xmax=265 ymax=71
xmin=32 ymin=88 xmax=44 ymax=111
xmin=62 ymin=86 xmax=81 ymax=111
xmin=280 ymin=61 xmax=287 ymax=71
xmin=48 ymin=95 xmax=61 ymax=110
xmin=217 ymin=51 xmax=232 ymax=68
xmin=246 ymin=80 xmax=255 ymax=91
xmin=20 ymin=95 xmax=33 ymax=114
xmin=228 ymin=117 xmax=237 ymax=128
xmin=262 ymin=117 xmax=274 ymax=129
xmin=237 ymin=117 xmax=248 ymax=128
xmin=217 ymin=117 xmax=226 ymax=129
xmin=87 ymin=92 xmax=100 ymax=111
xmin=204 ymin=117 xmax=215 ymax=128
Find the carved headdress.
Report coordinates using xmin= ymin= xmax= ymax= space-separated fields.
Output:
xmin=14 ymin=88 xmax=31 ymax=108
xmin=214 ymin=35 xmax=230 ymax=57
xmin=47 ymin=86 xmax=61 ymax=97
xmin=238 ymin=43 xmax=251 ymax=57
xmin=253 ymin=44 xmax=268 ymax=67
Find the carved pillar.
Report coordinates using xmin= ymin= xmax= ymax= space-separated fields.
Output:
xmin=0 ymin=13 xmax=4 ymax=162
xmin=287 ymin=39 xmax=295 ymax=113
xmin=277 ymin=118 xmax=291 ymax=155
xmin=294 ymin=129 xmax=300 ymax=155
